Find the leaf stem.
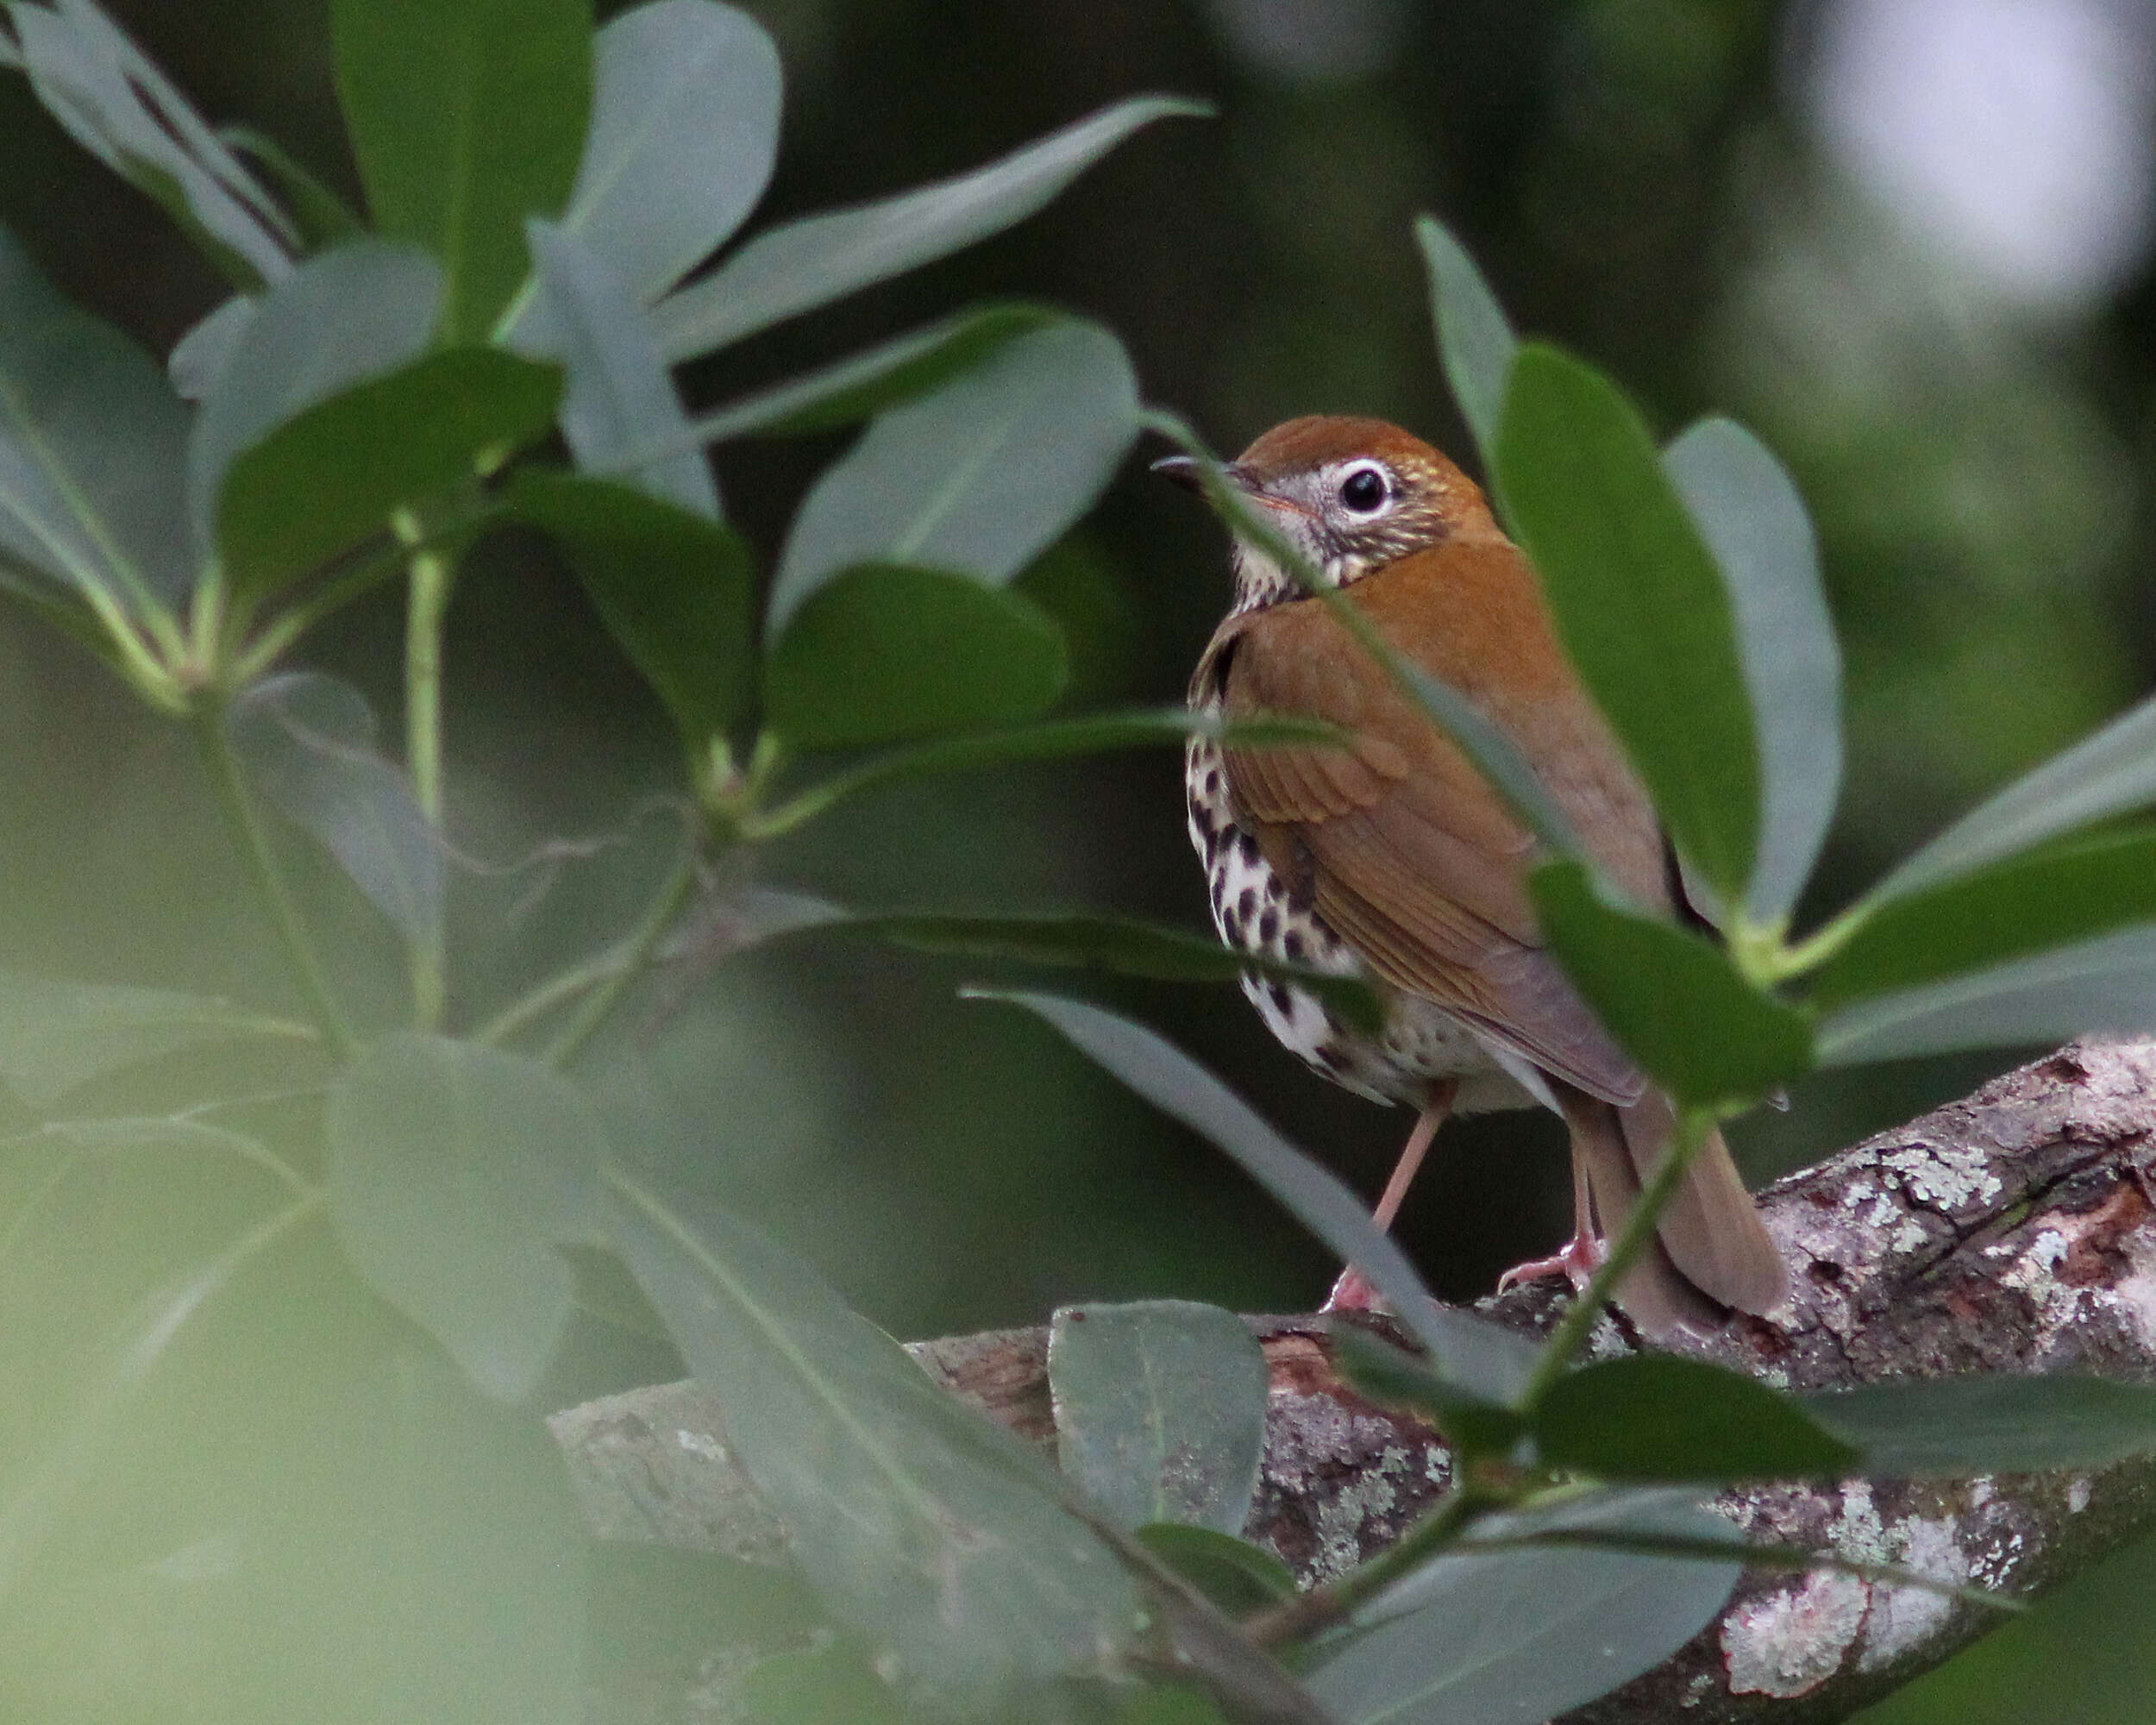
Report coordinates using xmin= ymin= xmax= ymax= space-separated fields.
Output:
xmin=1520 ymin=1109 xmax=1712 ymax=1407
xmin=542 ymin=840 xmax=701 ymax=1068
xmin=194 ymin=703 xmax=356 ymax=1059
xmin=1243 ymin=1483 xmax=1498 ymax=1648
xmin=403 ymin=529 xmax=454 ymax=1029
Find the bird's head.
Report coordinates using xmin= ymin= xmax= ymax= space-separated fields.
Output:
xmin=1154 ymin=416 xmax=1499 ymax=612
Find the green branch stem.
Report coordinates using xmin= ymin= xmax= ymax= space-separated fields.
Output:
xmin=1243 ymin=1483 xmax=1500 ymax=1649
xmin=194 ymin=703 xmax=356 ymax=1058
xmin=402 ymin=530 xmax=454 ymax=1029
xmin=542 ymin=841 xmax=701 ymax=1068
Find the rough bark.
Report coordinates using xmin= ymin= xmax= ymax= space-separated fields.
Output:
xmin=554 ymin=1038 xmax=2156 ymax=1722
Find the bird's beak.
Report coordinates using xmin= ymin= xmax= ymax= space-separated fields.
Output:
xmin=1150 ymin=455 xmax=1256 ymax=496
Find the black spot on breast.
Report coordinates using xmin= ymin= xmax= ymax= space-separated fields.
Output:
xmin=1258 ymin=907 xmax=1280 ymax=945
xmin=1267 ymin=982 xmax=1293 ymax=1015
xmin=1238 ymin=831 xmax=1262 ymax=869
xmin=1236 ymin=888 xmax=1257 ymax=925
xmin=1316 ymin=1044 xmax=1351 ymax=1073
xmin=1205 ymin=768 xmax=1220 ymax=796
xmin=1283 ymin=931 xmax=1307 ymax=962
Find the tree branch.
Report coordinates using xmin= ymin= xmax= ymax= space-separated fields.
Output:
xmin=551 ymin=1038 xmax=2156 ymax=1720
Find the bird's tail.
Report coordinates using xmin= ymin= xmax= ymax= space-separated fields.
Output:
xmin=1556 ymin=1084 xmax=1788 ymax=1342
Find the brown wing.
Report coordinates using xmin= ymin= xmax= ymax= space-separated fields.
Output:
xmin=1213 ymin=544 xmax=1657 ymax=1105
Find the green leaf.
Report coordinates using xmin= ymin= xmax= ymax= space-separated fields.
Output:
xmin=217 ymin=125 xmax=364 ymax=247
xmin=0 ymin=973 xmax=312 ymax=1107
xmin=560 ymin=0 xmax=780 ymax=302
xmin=1495 ymin=344 xmax=1762 ymax=906
xmin=167 ymin=293 xmax=255 ymax=401
xmin=690 ymin=302 xmax=1060 ymax=442
xmin=1535 ymin=1356 xmax=1861 ymax=1483
xmin=219 ymin=346 xmax=561 ymax=602
xmin=1815 ymin=921 xmax=2156 ymax=1064
xmin=739 ymin=1647 xmax=909 ymax=1725
xmin=1307 ymin=1488 xmax=1740 ymax=1725
xmin=332 ymin=0 xmax=592 ymax=341
xmin=1664 ymin=417 xmax=1841 ymax=928
xmin=228 ymin=673 xmax=442 ymax=945
xmin=764 ymin=563 xmax=1067 ymax=750
xmin=509 ymin=471 xmax=755 ymax=743
xmin=769 ymin=320 xmax=1139 ymax=630
xmin=0 ymin=226 xmax=193 ymax=611
xmin=982 ymin=993 xmax=1513 ymax=1406
xmin=513 ymin=218 xmax=721 ymax=518
xmin=1048 ymin=1300 xmax=1267 ymax=1534
xmin=1876 ymin=688 xmax=2156 ymax=900
xmin=9 ymin=0 xmax=296 ymax=286
xmin=1801 ymin=1375 xmax=2156 ymax=1475
xmin=760 ymin=707 xmax=1344 ymax=832
xmin=1131 ymin=1525 xmax=1296 ymax=1617
xmin=328 ymin=1033 xmax=603 ymax=1402
xmin=1326 ymin=1323 xmax=1529 ymax=1458
xmin=864 ymin=909 xmax=1381 ymax=1035
xmin=605 ymin=1165 xmax=1146 ymax=1716
xmin=654 ymin=96 xmax=1207 ymax=360
xmin=188 ymin=239 xmax=442 ymax=561
xmin=1414 ymin=213 xmax=1516 ymax=471
xmin=1815 ymin=827 xmax=2156 ymax=1008
xmin=1530 ymin=859 xmax=1813 ymax=1108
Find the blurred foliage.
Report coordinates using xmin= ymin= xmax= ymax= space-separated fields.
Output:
xmin=3 ymin=1 xmax=2155 ymax=1718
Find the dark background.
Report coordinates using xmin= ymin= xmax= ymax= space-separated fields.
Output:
xmin=3 ymin=2 xmax=2153 ymax=1717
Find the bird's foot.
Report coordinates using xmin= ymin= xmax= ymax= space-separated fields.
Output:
xmin=1320 ymin=1265 xmax=1384 ymax=1314
xmin=1495 ymin=1232 xmax=1604 ymax=1295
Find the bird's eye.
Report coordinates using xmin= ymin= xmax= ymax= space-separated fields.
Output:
xmin=1337 ymin=464 xmax=1389 ymax=514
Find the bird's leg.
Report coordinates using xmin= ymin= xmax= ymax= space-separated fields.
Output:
xmin=1323 ymin=1078 xmax=1459 ymax=1313
xmin=1495 ymin=1145 xmax=1605 ymax=1293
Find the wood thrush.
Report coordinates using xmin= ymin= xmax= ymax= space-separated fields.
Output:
xmin=1156 ymin=416 xmax=1788 ymax=1342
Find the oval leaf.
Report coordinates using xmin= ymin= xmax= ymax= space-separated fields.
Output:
xmin=764 ymin=563 xmax=1068 ymax=751
xmin=1307 ymin=1487 xmax=1740 ymax=1725
xmin=513 ymin=218 xmax=722 ymax=519
xmin=188 ymin=239 xmax=443 ymax=564
xmin=1816 ymin=921 xmax=2156 ymax=1065
xmin=1664 ymin=417 xmax=1841 ymax=928
xmin=1327 ymin=1322 xmax=1529 ymax=1458
xmin=769 ymin=320 xmax=1139 ymax=630
xmin=1131 ymin=1525 xmax=1297 ymax=1617
xmin=690 ymin=302 xmax=1058 ymax=442
xmin=1800 ymin=1374 xmax=2156 ymax=1476
xmin=167 ymin=292 xmax=256 ymax=402
xmin=1495 ymin=344 xmax=1762 ymax=906
xmin=510 ymin=471 xmax=755 ymax=743
xmin=328 ymin=1033 xmax=604 ymax=1402
xmin=605 ymin=1166 xmax=1145 ymax=1716
xmin=561 ymin=0 xmax=780 ymax=301
xmin=1414 ymin=213 xmax=1516 ymax=472
xmin=220 ymin=346 xmax=561 ymax=603
xmin=1530 ymin=859 xmax=1813 ymax=1108
xmin=332 ymin=0 xmax=592 ymax=341
xmin=0 ymin=227 xmax=192 ymax=611
xmin=0 ymin=971 xmax=311 ymax=1107
xmin=1536 ymin=1356 xmax=1860 ymax=1483
xmin=1875 ymin=688 xmax=2156 ymax=900
xmin=654 ymin=96 xmax=1206 ymax=361
xmin=1048 ymin=1299 xmax=1268 ymax=1534
xmin=1814 ymin=827 xmax=2156 ymax=1009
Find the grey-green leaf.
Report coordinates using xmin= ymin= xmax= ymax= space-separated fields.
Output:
xmin=167 ymin=293 xmax=255 ymax=401
xmin=1495 ymin=343 xmax=1762 ymax=906
xmin=228 ymin=673 xmax=442 ymax=945
xmin=1815 ymin=921 xmax=2156 ymax=1065
xmin=688 ymin=302 xmax=1058 ymax=442
xmin=1307 ymin=1488 xmax=1741 ymax=1725
xmin=188 ymin=239 xmax=442 ymax=567
xmin=1664 ymin=417 xmax=1841 ymax=928
xmin=0 ymin=972 xmax=312 ymax=1107
xmin=984 ymin=992 xmax=1504 ymax=1398
xmin=0 ymin=226 xmax=193 ymax=610
xmin=653 ymin=96 xmax=1206 ymax=361
xmin=1801 ymin=1374 xmax=2156 ymax=1475
xmin=606 ymin=1166 xmax=1145 ymax=1716
xmin=1874 ymin=690 xmax=2156 ymax=901
xmin=513 ymin=219 xmax=720 ymax=519
xmin=1048 ymin=1300 xmax=1267 ymax=1534
xmin=768 ymin=320 xmax=1138 ymax=630
xmin=328 ymin=1033 xmax=604 ymax=1402
xmin=561 ymin=0 xmax=780 ymax=301
xmin=9 ymin=0 xmax=295 ymax=285
xmin=1414 ymin=213 xmax=1516 ymax=470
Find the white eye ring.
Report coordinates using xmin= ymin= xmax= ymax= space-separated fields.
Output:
xmin=1335 ymin=461 xmax=1392 ymax=515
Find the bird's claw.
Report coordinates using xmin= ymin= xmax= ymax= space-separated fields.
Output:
xmin=1495 ymin=1233 xmax=1604 ymax=1295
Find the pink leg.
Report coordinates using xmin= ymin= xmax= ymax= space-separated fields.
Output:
xmin=1323 ymin=1080 xmax=1459 ymax=1313
xmin=1495 ymin=1145 xmax=1604 ymax=1293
